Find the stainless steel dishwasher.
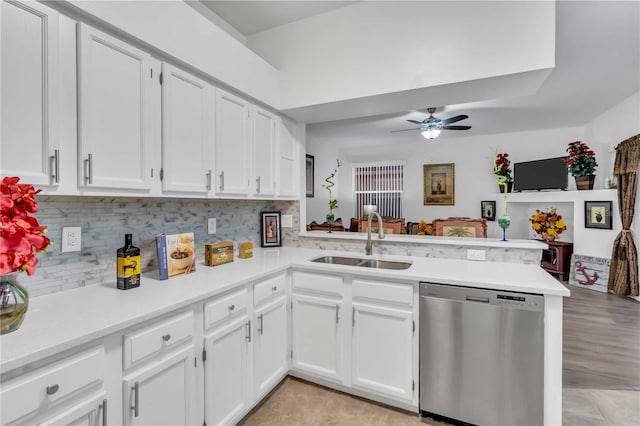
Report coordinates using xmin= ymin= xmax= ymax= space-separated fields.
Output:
xmin=419 ymin=282 xmax=544 ymax=426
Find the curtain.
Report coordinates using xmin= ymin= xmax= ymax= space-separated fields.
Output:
xmin=608 ymin=134 xmax=640 ymax=296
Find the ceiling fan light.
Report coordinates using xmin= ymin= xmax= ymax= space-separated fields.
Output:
xmin=422 ymin=128 xmax=441 ymax=139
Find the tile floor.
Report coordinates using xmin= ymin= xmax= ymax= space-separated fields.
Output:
xmin=241 ymin=378 xmax=640 ymax=426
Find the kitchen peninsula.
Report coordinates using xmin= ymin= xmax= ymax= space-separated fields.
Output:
xmin=1 ymin=247 xmax=568 ymax=425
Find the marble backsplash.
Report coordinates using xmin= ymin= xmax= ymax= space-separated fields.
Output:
xmin=21 ymin=196 xmax=299 ymax=296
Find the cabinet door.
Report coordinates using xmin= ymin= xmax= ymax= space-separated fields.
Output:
xmin=276 ymin=117 xmax=299 ymax=198
xmin=291 ymin=293 xmax=343 ymax=382
xmin=123 ymin=345 xmax=196 ymax=426
xmin=215 ymin=89 xmax=250 ymax=195
xmin=253 ymin=296 xmax=288 ymax=399
xmin=161 ymin=63 xmax=214 ymax=194
xmin=1 ymin=0 xmax=59 ymax=186
xmin=39 ymin=392 xmax=106 ymax=426
xmin=204 ymin=315 xmax=252 ymax=426
xmin=252 ymin=107 xmax=276 ymax=196
xmin=351 ymin=302 xmax=414 ymax=402
xmin=78 ymin=23 xmax=155 ymax=191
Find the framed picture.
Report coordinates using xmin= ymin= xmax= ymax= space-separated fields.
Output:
xmin=481 ymin=200 xmax=496 ymax=221
xmin=585 ymin=201 xmax=613 ymax=229
xmin=260 ymin=211 xmax=282 ymax=247
xmin=305 ymin=154 xmax=314 ymax=197
xmin=423 ymin=163 xmax=455 ymax=205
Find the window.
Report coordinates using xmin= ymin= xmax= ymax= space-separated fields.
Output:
xmin=353 ymin=162 xmax=404 ymax=218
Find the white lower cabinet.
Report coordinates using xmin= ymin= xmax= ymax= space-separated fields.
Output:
xmin=291 ymin=293 xmax=343 ymax=382
xmin=0 ymin=346 xmax=105 ymax=425
xmin=203 ymin=314 xmax=252 ymax=426
xmin=253 ymin=295 xmax=288 ymax=400
xmin=351 ymin=302 xmax=414 ymax=401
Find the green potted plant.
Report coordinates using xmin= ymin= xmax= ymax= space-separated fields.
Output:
xmin=494 ymin=152 xmax=513 ymax=193
xmin=322 ymin=159 xmax=341 ymax=232
xmin=563 ymin=141 xmax=598 ymax=190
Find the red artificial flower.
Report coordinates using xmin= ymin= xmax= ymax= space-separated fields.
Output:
xmin=0 ymin=176 xmax=50 ymax=275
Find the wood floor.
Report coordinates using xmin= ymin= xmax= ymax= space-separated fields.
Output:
xmin=563 ymin=284 xmax=640 ymax=390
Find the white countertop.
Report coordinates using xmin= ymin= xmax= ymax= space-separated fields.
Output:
xmin=0 ymin=247 xmax=568 ymax=374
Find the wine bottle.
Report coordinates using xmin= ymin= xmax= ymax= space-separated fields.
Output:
xmin=117 ymin=234 xmax=141 ymax=290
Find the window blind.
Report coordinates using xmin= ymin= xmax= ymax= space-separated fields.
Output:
xmin=353 ymin=162 xmax=404 ymax=218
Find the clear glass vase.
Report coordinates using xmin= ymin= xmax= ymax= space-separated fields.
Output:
xmin=0 ymin=272 xmax=29 ymax=335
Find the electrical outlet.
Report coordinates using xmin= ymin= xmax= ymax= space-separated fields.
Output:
xmin=281 ymin=214 xmax=293 ymax=228
xmin=466 ymin=249 xmax=486 ymax=261
xmin=61 ymin=227 xmax=82 ymax=253
xmin=207 ymin=218 xmax=217 ymax=234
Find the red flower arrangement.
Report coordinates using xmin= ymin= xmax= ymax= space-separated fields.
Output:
xmin=494 ymin=152 xmax=513 ymax=182
xmin=563 ymin=141 xmax=598 ymax=177
xmin=0 ymin=177 xmax=51 ymax=275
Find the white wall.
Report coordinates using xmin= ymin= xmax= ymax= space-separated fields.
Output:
xmin=65 ymin=0 xmax=280 ymax=108
xmin=248 ymin=1 xmax=555 ymax=111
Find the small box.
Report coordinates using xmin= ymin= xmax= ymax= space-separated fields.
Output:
xmin=205 ymin=241 xmax=234 ymax=266
xmin=238 ymin=242 xmax=253 ymax=259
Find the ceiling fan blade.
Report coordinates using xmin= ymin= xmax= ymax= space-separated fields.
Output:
xmin=406 ymin=119 xmax=424 ymax=125
xmin=440 ymin=114 xmax=468 ymax=126
xmin=442 ymin=125 xmax=472 ymax=130
xmin=391 ymin=128 xmax=423 ymax=133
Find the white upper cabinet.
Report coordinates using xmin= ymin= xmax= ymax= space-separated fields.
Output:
xmin=215 ymin=88 xmax=251 ymax=195
xmin=77 ymin=23 xmax=156 ymax=191
xmin=251 ymin=106 xmax=276 ymax=196
xmin=1 ymin=0 xmax=59 ymax=186
xmin=161 ymin=62 xmax=214 ymax=194
xmin=276 ymin=117 xmax=299 ymax=198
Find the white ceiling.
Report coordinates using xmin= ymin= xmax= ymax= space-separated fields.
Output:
xmin=199 ymin=1 xmax=640 ymax=140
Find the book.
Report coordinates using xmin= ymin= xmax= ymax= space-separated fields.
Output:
xmin=156 ymin=232 xmax=196 ymax=280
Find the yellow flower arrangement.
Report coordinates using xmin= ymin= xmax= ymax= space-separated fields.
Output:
xmin=530 ymin=208 xmax=567 ymax=240
xmin=417 ymin=221 xmax=433 ymax=235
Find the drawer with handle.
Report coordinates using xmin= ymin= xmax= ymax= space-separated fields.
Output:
xmin=1 ymin=346 xmax=104 ymax=425
xmin=123 ymin=311 xmax=194 ymax=369
xmin=254 ymin=273 xmax=286 ymax=307
xmin=204 ymin=287 xmax=248 ymax=331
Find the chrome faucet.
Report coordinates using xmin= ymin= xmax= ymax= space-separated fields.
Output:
xmin=363 ymin=205 xmax=385 ymax=256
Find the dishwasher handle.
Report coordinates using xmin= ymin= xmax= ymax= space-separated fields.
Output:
xmin=466 ymin=296 xmax=490 ymax=303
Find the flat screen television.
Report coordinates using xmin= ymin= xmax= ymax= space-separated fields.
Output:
xmin=513 ymin=157 xmax=568 ymax=191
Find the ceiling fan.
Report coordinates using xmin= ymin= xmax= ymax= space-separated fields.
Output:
xmin=392 ymin=107 xmax=471 ymax=139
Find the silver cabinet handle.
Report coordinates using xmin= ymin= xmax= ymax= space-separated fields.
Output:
xmin=101 ymin=398 xmax=108 ymax=426
xmin=162 ymin=333 xmax=171 ymax=342
xmin=256 ymin=176 xmax=261 ymax=193
xmin=84 ymin=153 xmax=93 ymax=184
xmin=46 ymin=384 xmax=59 ymax=395
xmin=352 ymin=307 xmax=356 ymax=327
xmin=206 ymin=170 xmax=212 ymax=191
xmin=50 ymin=149 xmax=60 ymax=183
xmin=228 ymin=304 xmax=235 ymax=311
xmin=219 ymin=171 xmax=225 ymax=191
xmin=131 ymin=381 xmax=139 ymax=417
xmin=245 ymin=320 xmax=252 ymax=342
xmin=271 ymin=286 xmax=277 ymax=291
xmin=335 ymin=305 xmax=340 ymax=324
xmin=258 ymin=313 xmax=264 ymax=335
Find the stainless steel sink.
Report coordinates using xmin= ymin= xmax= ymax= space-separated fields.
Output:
xmin=357 ymin=259 xmax=412 ymax=270
xmin=311 ymin=256 xmax=412 ymax=270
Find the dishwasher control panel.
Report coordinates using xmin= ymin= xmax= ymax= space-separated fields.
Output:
xmin=420 ymin=282 xmax=544 ymax=312
xmin=496 ymin=294 xmax=541 ymax=309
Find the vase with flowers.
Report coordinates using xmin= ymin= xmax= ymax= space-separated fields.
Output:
xmin=563 ymin=141 xmax=598 ymax=190
xmin=494 ymin=152 xmax=513 ymax=193
xmin=416 ymin=221 xmax=433 ymax=235
xmin=1 ymin=176 xmax=51 ymax=334
xmin=322 ymin=159 xmax=341 ymax=232
xmin=530 ymin=207 xmax=567 ymax=242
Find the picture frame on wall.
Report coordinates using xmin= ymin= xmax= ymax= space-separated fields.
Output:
xmin=585 ymin=201 xmax=613 ymax=229
xmin=423 ymin=163 xmax=455 ymax=205
xmin=260 ymin=211 xmax=282 ymax=247
xmin=481 ymin=200 xmax=496 ymax=221
xmin=305 ymin=154 xmax=315 ymax=197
